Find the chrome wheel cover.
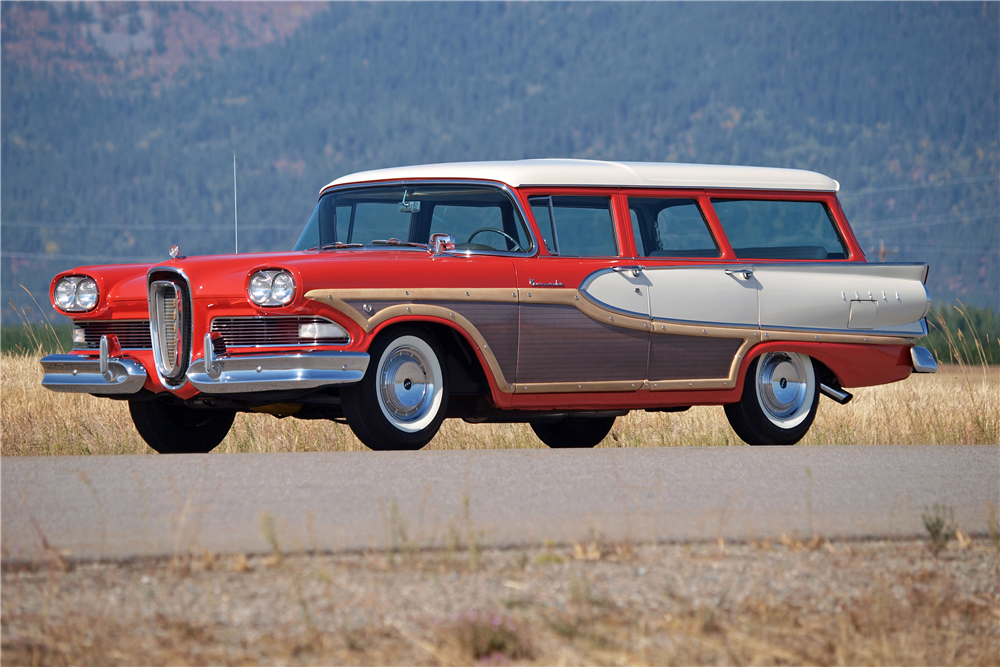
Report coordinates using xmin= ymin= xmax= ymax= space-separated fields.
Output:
xmin=755 ymin=352 xmax=815 ymax=429
xmin=375 ymin=336 xmax=443 ymax=433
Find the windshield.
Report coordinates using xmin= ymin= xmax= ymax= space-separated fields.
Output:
xmin=293 ymin=184 xmax=534 ymax=253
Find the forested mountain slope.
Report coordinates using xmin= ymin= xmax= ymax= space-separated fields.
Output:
xmin=2 ymin=1 xmax=997 ymax=321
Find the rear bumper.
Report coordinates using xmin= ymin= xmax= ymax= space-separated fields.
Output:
xmin=186 ymin=351 xmax=370 ymax=394
xmin=910 ymin=346 xmax=938 ymax=373
xmin=40 ymin=354 xmax=148 ymax=395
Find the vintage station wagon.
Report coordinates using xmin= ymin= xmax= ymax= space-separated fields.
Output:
xmin=41 ymin=159 xmax=937 ymax=452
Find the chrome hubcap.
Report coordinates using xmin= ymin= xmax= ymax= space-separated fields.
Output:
xmin=757 ymin=352 xmax=810 ymax=422
xmin=378 ymin=343 xmax=436 ymax=427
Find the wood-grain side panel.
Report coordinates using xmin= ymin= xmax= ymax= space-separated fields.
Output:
xmin=345 ymin=299 xmax=518 ymax=380
xmin=433 ymin=301 xmax=518 ymax=381
xmin=647 ymin=334 xmax=742 ymax=381
xmin=517 ymin=304 xmax=648 ymax=384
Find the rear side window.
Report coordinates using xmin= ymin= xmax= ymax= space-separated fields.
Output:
xmin=711 ymin=199 xmax=849 ymax=260
xmin=528 ymin=196 xmax=618 ymax=257
xmin=628 ymin=197 xmax=720 ymax=258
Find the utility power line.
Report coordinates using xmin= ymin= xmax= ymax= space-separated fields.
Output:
xmin=840 ymin=174 xmax=999 ymax=197
xmin=1 ymin=251 xmax=162 ymax=262
xmin=1 ymin=221 xmax=292 ymax=231
xmin=852 ymin=209 xmax=997 ymax=231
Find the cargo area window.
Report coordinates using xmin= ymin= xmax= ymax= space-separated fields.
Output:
xmin=710 ymin=199 xmax=849 ymax=260
xmin=628 ymin=197 xmax=720 ymax=258
xmin=528 ymin=196 xmax=618 ymax=257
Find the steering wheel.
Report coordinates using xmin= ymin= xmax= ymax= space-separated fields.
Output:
xmin=466 ymin=227 xmax=523 ymax=252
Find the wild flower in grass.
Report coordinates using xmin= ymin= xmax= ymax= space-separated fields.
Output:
xmin=442 ymin=609 xmax=533 ymax=662
xmin=921 ymin=503 xmax=956 ymax=557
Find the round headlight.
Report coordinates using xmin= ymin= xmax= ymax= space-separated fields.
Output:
xmin=249 ymin=272 xmax=273 ymax=304
xmin=53 ymin=276 xmax=99 ymax=312
xmin=76 ymin=279 xmax=98 ymax=310
xmin=248 ymin=270 xmax=295 ymax=307
xmin=55 ymin=279 xmax=78 ymax=310
xmin=271 ymin=273 xmax=295 ymax=305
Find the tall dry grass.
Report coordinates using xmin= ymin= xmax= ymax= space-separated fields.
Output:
xmin=2 ymin=352 xmax=996 ymax=455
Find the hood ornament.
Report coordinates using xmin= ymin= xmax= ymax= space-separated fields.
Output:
xmin=169 ymin=245 xmax=180 ymax=259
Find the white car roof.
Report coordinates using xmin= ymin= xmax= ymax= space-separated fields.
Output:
xmin=323 ymin=158 xmax=840 ymax=193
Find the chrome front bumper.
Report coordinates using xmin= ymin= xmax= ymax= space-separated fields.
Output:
xmin=186 ymin=351 xmax=369 ymax=393
xmin=40 ymin=354 xmax=148 ymax=394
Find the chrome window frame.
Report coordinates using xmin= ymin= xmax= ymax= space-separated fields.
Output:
xmin=312 ymin=180 xmax=540 ymax=259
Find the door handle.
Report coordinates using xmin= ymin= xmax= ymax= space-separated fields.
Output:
xmin=725 ymin=269 xmax=754 ymax=280
xmin=613 ymin=265 xmax=645 ymax=277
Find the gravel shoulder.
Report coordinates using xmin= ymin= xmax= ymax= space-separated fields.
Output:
xmin=3 ymin=538 xmax=998 ymax=666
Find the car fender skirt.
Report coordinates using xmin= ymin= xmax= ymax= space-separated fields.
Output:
xmin=186 ymin=351 xmax=369 ymax=394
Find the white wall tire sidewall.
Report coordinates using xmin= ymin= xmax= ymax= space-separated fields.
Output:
xmin=375 ymin=335 xmax=444 ymax=434
xmin=754 ymin=352 xmax=816 ymax=430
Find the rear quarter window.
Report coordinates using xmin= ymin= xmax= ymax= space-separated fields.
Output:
xmin=628 ymin=197 xmax=720 ymax=258
xmin=711 ymin=199 xmax=849 ymax=260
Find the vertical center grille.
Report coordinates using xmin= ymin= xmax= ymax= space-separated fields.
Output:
xmin=148 ymin=272 xmax=192 ymax=385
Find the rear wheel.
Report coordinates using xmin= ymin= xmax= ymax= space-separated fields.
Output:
xmin=724 ymin=351 xmax=819 ymax=446
xmin=530 ymin=415 xmax=616 ymax=449
xmin=342 ymin=328 xmax=449 ymax=451
xmin=129 ymin=399 xmax=235 ymax=453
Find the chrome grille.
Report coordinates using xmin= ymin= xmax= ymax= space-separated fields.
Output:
xmin=149 ymin=274 xmax=191 ymax=384
xmin=74 ymin=320 xmax=152 ymax=350
xmin=162 ymin=292 xmax=177 ymax=364
xmin=211 ymin=316 xmax=350 ymax=347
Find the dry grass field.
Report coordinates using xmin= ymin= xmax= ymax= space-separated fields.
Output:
xmin=2 ymin=352 xmax=996 ymax=455
xmin=3 ymin=539 xmax=998 ymax=666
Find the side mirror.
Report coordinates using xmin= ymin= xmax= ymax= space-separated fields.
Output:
xmin=430 ymin=233 xmax=456 ymax=255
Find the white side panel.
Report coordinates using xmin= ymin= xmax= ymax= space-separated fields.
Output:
xmin=643 ymin=266 xmax=759 ymax=326
xmin=848 ymin=301 xmax=877 ymax=329
xmin=755 ymin=264 xmax=929 ymax=334
xmin=579 ymin=270 xmax=651 ymax=317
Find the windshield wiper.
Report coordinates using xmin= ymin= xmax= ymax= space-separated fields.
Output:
xmin=319 ymin=242 xmax=364 ymax=250
xmin=370 ymin=238 xmax=428 ymax=249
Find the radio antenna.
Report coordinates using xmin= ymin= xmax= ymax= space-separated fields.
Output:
xmin=233 ymin=151 xmax=240 ymax=255
xmin=233 ymin=150 xmax=239 ymax=254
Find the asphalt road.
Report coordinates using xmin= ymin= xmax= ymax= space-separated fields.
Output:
xmin=2 ymin=445 xmax=997 ymax=563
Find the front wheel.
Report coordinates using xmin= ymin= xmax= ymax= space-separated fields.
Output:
xmin=531 ymin=415 xmax=617 ymax=448
xmin=724 ymin=351 xmax=819 ymax=446
xmin=129 ymin=399 xmax=235 ymax=453
xmin=341 ymin=328 xmax=449 ymax=450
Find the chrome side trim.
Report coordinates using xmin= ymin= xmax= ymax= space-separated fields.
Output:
xmin=40 ymin=354 xmax=148 ymax=395
xmin=910 ymin=346 xmax=938 ymax=373
xmin=186 ymin=351 xmax=370 ymax=394
xmin=765 ymin=320 xmax=926 ymax=338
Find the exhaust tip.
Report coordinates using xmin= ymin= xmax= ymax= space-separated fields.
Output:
xmin=820 ymin=382 xmax=853 ymax=405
